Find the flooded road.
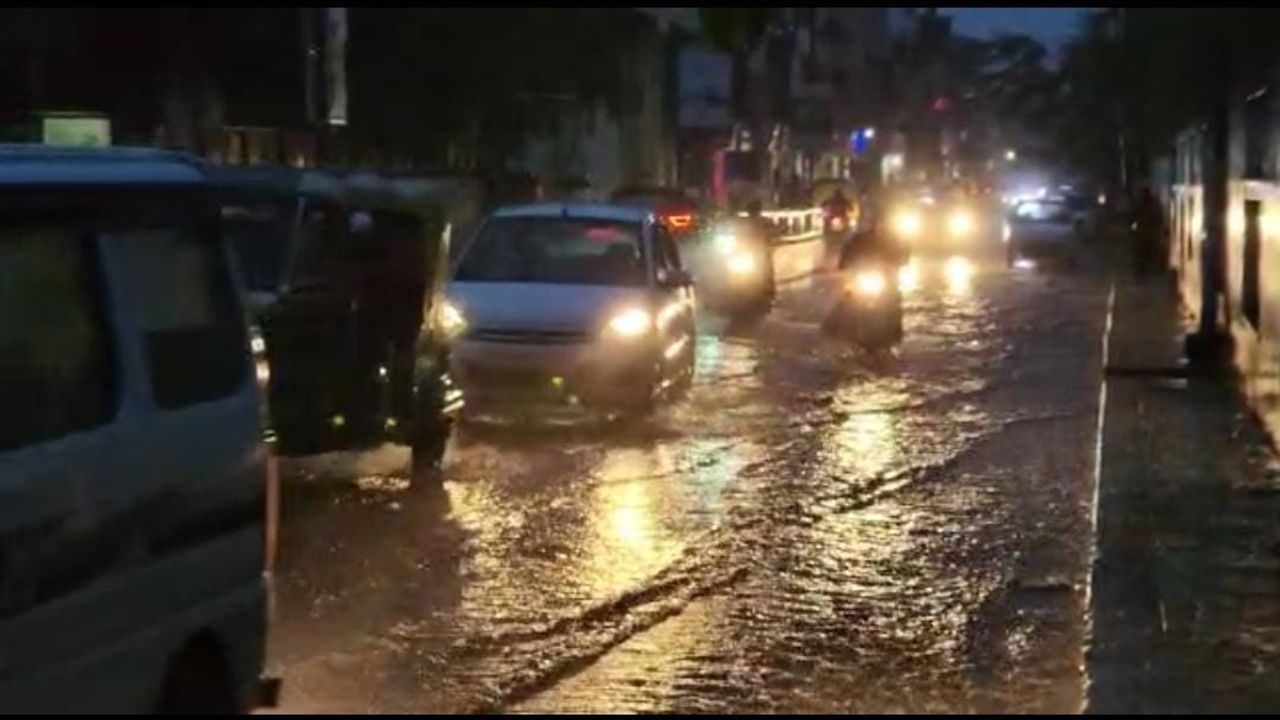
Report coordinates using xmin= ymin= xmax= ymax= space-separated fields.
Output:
xmin=265 ymin=257 xmax=1110 ymax=713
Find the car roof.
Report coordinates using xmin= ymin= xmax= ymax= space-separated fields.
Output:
xmin=0 ymin=143 xmax=205 ymax=185
xmin=493 ymin=202 xmax=650 ymax=223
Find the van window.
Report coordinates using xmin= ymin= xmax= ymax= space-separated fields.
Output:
xmin=0 ymin=226 xmax=117 ymax=451
xmin=114 ymin=225 xmax=247 ymax=409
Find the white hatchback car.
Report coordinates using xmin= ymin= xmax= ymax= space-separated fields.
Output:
xmin=447 ymin=202 xmax=697 ymax=417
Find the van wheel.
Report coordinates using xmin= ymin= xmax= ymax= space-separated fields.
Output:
xmin=157 ymin=637 xmax=238 ymax=714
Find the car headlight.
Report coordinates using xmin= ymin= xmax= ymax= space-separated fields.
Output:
xmin=853 ymin=269 xmax=887 ymax=297
xmin=439 ymin=300 xmax=467 ymax=338
xmin=714 ymin=232 xmax=738 ymax=254
xmin=891 ymin=209 xmax=922 ymax=240
xmin=606 ymin=307 xmax=652 ymax=338
xmin=727 ymin=252 xmax=757 ymax=276
xmin=946 ymin=209 xmax=975 ymax=238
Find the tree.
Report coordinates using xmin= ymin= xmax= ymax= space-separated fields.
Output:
xmin=1052 ymin=9 xmax=1280 ymax=190
xmin=348 ymin=8 xmax=645 ymax=171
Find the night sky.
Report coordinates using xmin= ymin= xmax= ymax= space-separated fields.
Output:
xmin=942 ymin=7 xmax=1096 ymax=57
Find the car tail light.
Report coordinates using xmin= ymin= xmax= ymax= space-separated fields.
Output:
xmin=664 ymin=213 xmax=694 ymax=230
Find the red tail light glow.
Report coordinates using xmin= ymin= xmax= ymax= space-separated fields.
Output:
xmin=664 ymin=213 xmax=693 ymax=230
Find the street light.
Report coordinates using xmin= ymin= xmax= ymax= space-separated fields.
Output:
xmin=1005 ymin=149 xmax=1017 ymax=162
xmin=864 ymin=127 xmax=876 ymax=139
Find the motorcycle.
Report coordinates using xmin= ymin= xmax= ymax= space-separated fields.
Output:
xmin=824 ymin=239 xmax=905 ymax=351
xmin=823 ymin=205 xmax=852 ymax=239
xmin=690 ymin=217 xmax=777 ymax=322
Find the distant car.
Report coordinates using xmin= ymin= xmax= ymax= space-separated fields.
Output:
xmin=448 ymin=202 xmax=697 ymax=418
xmin=1006 ymin=198 xmax=1082 ymax=268
xmin=610 ymin=185 xmax=708 ymax=241
xmin=881 ymin=188 xmax=1003 ymax=288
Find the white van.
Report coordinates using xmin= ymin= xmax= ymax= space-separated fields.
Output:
xmin=0 ymin=146 xmax=277 ymax=712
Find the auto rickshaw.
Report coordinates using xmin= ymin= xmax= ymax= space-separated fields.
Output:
xmin=213 ymin=166 xmax=463 ymax=480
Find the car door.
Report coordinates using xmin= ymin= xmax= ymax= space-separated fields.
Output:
xmin=649 ymin=222 xmax=696 ymax=381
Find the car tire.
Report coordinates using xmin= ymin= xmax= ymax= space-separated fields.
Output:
xmin=670 ymin=341 xmax=696 ymax=401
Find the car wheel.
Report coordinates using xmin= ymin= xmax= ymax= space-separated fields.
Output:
xmin=670 ymin=343 xmax=696 ymax=401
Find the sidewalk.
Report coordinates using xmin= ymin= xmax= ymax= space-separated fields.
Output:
xmin=1087 ymin=264 xmax=1280 ymax=712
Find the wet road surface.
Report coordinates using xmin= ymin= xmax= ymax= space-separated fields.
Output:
xmin=265 ymin=252 xmax=1111 ymax=713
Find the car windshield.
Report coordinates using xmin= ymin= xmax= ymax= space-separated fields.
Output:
xmin=1013 ymin=200 xmax=1070 ymax=223
xmin=455 ymin=216 xmax=647 ymax=286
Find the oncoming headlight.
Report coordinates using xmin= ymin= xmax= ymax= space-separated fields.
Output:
xmin=854 ymin=269 xmax=887 ymax=297
xmin=606 ymin=307 xmax=653 ymax=338
xmin=891 ymin=209 xmax=923 ymax=240
xmin=946 ymin=209 xmax=975 ymax=238
xmin=727 ymin=252 xmax=757 ymax=275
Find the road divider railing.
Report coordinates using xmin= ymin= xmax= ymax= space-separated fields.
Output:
xmin=737 ymin=207 xmax=826 ymax=243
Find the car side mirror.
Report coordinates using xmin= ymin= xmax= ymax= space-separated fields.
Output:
xmin=658 ymin=268 xmax=694 ymax=288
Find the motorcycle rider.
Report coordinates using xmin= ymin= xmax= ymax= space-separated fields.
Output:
xmin=741 ymin=199 xmax=778 ymax=302
xmin=822 ymin=188 xmax=854 ymax=236
xmin=829 ymin=210 xmax=909 ymax=348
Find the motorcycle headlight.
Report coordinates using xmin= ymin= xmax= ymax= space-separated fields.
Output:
xmin=891 ymin=209 xmax=923 ymax=240
xmin=853 ymin=269 xmax=887 ymax=297
xmin=727 ymin=252 xmax=757 ymax=276
xmin=606 ymin=307 xmax=653 ymax=338
xmin=946 ymin=209 xmax=975 ymax=238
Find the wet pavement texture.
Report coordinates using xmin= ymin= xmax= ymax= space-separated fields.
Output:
xmin=265 ymin=252 xmax=1111 ymax=713
xmin=1089 ymin=276 xmax=1280 ymax=713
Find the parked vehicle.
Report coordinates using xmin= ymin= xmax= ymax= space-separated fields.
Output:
xmin=1006 ymin=197 xmax=1083 ymax=269
xmin=0 ymin=145 xmax=277 ymax=712
xmin=215 ymin=166 xmax=463 ymax=477
xmin=448 ymin=202 xmax=697 ymax=419
xmin=610 ymin=185 xmax=709 ymax=242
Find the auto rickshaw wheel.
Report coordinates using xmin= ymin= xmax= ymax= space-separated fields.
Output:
xmin=410 ymin=418 xmax=451 ymax=483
